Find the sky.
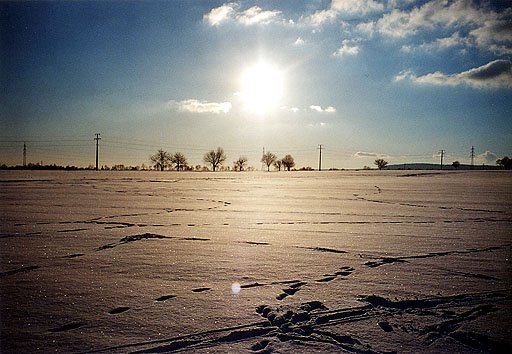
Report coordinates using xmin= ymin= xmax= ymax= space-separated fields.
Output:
xmin=1 ymin=0 xmax=511 ymax=169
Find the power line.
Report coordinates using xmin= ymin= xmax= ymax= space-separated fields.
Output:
xmin=0 ymin=139 xmax=90 ymax=143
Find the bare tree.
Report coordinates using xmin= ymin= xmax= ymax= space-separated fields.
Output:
xmin=203 ymin=147 xmax=226 ymax=172
xmin=374 ymin=158 xmax=388 ymax=170
xmin=496 ymin=156 xmax=512 ymax=169
xmin=233 ymin=156 xmax=248 ymax=171
xmin=452 ymin=161 xmax=460 ymax=169
xmin=261 ymin=151 xmax=277 ymax=171
xmin=172 ymin=152 xmax=188 ymax=171
xmin=281 ymin=154 xmax=295 ymax=171
xmin=273 ymin=159 xmax=283 ymax=171
xmin=150 ymin=149 xmax=172 ymax=171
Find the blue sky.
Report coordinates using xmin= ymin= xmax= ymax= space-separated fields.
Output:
xmin=1 ymin=0 xmax=511 ymax=169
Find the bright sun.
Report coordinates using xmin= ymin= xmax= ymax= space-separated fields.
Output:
xmin=240 ymin=62 xmax=284 ymax=115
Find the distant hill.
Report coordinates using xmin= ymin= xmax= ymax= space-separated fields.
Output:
xmin=385 ymin=163 xmax=499 ymax=170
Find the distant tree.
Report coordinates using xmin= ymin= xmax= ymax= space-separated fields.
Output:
xmin=374 ymin=158 xmax=388 ymax=170
xmin=496 ymin=156 xmax=512 ymax=169
xmin=261 ymin=152 xmax=277 ymax=171
xmin=273 ymin=159 xmax=283 ymax=171
xmin=452 ymin=161 xmax=460 ymax=169
xmin=233 ymin=156 xmax=248 ymax=171
xmin=172 ymin=152 xmax=188 ymax=171
xmin=203 ymin=147 xmax=226 ymax=172
xmin=150 ymin=149 xmax=172 ymax=171
xmin=281 ymin=154 xmax=295 ymax=171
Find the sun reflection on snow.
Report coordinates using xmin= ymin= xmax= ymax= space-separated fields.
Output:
xmin=231 ymin=282 xmax=241 ymax=295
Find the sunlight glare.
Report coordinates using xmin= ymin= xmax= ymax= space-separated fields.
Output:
xmin=240 ymin=62 xmax=284 ymax=115
xmin=231 ymin=282 xmax=241 ymax=295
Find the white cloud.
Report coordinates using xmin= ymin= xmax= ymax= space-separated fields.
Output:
xmin=203 ymin=3 xmax=237 ymax=26
xmin=476 ymin=150 xmax=498 ymax=164
xmin=395 ymin=60 xmax=512 ymax=89
xmin=304 ymin=0 xmax=384 ymax=26
xmin=373 ymin=0 xmax=511 ymax=55
xmin=306 ymin=9 xmax=338 ymax=27
xmin=204 ymin=3 xmax=282 ymax=26
xmin=280 ymin=106 xmax=300 ymax=113
xmin=354 ymin=151 xmax=389 ymax=158
xmin=387 ymin=0 xmax=416 ymax=8
xmin=356 ymin=21 xmax=376 ymax=34
xmin=470 ymin=18 xmax=512 ymax=55
xmin=307 ymin=122 xmax=328 ymax=128
xmin=294 ymin=37 xmax=305 ymax=45
xmin=236 ymin=6 xmax=281 ymax=25
xmin=331 ymin=0 xmax=384 ymax=14
xmin=333 ymin=39 xmax=360 ymax=57
xmin=401 ymin=32 xmax=470 ymax=53
xmin=376 ymin=0 xmax=485 ymax=38
xmin=170 ymin=99 xmax=232 ymax=114
xmin=309 ymin=105 xmax=336 ymax=113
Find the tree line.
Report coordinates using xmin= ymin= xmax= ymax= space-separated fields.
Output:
xmin=149 ymin=149 xmax=512 ymax=172
xmin=149 ymin=147 xmax=297 ymax=172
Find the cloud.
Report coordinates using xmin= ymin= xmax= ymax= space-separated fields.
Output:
xmin=470 ymin=17 xmax=512 ymax=55
xmin=333 ymin=39 xmax=360 ymax=57
xmin=294 ymin=37 xmax=305 ymax=45
xmin=280 ymin=106 xmax=300 ymax=113
xmin=371 ymin=0 xmax=511 ymax=55
xmin=375 ymin=0 xmax=485 ymax=38
xmin=476 ymin=150 xmax=498 ymax=164
xmin=395 ymin=60 xmax=512 ymax=89
xmin=203 ymin=3 xmax=237 ymax=26
xmin=306 ymin=9 xmax=338 ymax=27
xmin=354 ymin=151 xmax=389 ymax=158
xmin=304 ymin=0 xmax=384 ymax=26
xmin=307 ymin=122 xmax=328 ymax=128
xmin=204 ymin=3 xmax=282 ymax=26
xmin=356 ymin=21 xmax=376 ymax=34
xmin=236 ymin=6 xmax=281 ymax=25
xmin=170 ymin=99 xmax=232 ymax=114
xmin=331 ymin=0 xmax=384 ymax=14
xmin=309 ymin=105 xmax=336 ymax=113
xmin=401 ymin=32 xmax=471 ymax=53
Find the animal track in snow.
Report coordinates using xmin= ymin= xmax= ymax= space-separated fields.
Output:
xmin=49 ymin=322 xmax=85 ymax=332
xmin=155 ymin=294 xmax=177 ymax=302
xmin=192 ymin=287 xmax=211 ymax=293
xmin=108 ymin=306 xmax=130 ymax=314
xmin=0 ymin=265 xmax=41 ymax=278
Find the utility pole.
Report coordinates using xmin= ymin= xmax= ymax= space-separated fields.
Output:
xmin=439 ymin=149 xmax=445 ymax=170
xmin=23 ymin=142 xmax=26 ymax=167
xmin=262 ymin=146 xmax=265 ymax=171
xmin=318 ymin=144 xmax=323 ymax=171
xmin=94 ymin=133 xmax=101 ymax=171
xmin=470 ymin=146 xmax=475 ymax=170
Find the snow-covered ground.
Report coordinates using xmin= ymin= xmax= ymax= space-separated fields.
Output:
xmin=1 ymin=170 xmax=511 ymax=353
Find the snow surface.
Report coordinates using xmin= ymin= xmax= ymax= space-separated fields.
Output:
xmin=1 ymin=170 xmax=511 ymax=353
